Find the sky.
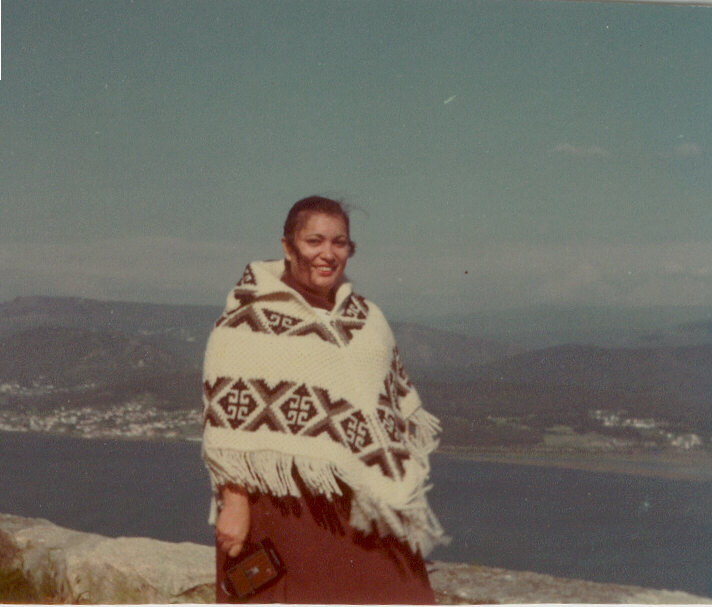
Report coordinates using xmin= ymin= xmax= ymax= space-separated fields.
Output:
xmin=1 ymin=0 xmax=711 ymax=322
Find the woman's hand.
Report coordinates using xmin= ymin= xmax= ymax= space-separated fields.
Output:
xmin=216 ymin=485 xmax=250 ymax=557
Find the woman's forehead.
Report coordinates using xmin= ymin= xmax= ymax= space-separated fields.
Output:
xmin=298 ymin=212 xmax=348 ymax=235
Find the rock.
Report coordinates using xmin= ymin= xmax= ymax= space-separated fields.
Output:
xmin=426 ymin=561 xmax=712 ymax=604
xmin=0 ymin=514 xmax=214 ymax=603
xmin=2 ymin=513 xmax=711 ymax=604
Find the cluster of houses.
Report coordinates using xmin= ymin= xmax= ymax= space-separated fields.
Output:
xmin=590 ymin=409 xmax=704 ymax=450
xmin=0 ymin=400 xmax=202 ymax=440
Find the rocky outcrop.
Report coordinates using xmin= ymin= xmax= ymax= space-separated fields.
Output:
xmin=1 ymin=513 xmax=710 ymax=604
xmin=0 ymin=514 xmax=213 ymax=603
xmin=427 ymin=561 xmax=712 ymax=605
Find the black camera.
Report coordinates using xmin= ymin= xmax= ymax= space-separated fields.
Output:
xmin=222 ymin=539 xmax=286 ymax=600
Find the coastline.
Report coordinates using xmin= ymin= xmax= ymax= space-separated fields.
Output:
xmin=4 ymin=513 xmax=711 ymax=604
xmin=2 ymin=426 xmax=710 ymax=483
xmin=438 ymin=446 xmax=712 ymax=482
xmin=2 ymin=430 xmax=710 ymax=597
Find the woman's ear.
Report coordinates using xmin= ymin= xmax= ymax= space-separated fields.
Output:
xmin=281 ymin=237 xmax=293 ymax=263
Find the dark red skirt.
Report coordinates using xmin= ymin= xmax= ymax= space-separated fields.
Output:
xmin=215 ymin=491 xmax=436 ymax=604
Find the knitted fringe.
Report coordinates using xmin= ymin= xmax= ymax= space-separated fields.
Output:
xmin=202 ymin=446 xmax=447 ymax=556
xmin=408 ymin=406 xmax=441 ymax=453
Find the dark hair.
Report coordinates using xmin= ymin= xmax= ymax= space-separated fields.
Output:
xmin=283 ymin=195 xmax=356 ymax=257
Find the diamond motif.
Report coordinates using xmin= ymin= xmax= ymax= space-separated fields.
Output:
xmin=340 ymin=411 xmax=373 ymax=453
xmin=279 ymin=384 xmax=318 ymax=434
xmin=217 ymin=378 xmax=258 ymax=429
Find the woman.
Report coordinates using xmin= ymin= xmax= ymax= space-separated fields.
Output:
xmin=201 ymin=196 xmax=445 ymax=603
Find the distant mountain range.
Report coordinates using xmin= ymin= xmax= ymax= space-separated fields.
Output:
xmin=0 ymin=325 xmax=183 ymax=387
xmin=0 ymin=295 xmax=215 ymax=362
xmin=422 ymin=305 xmax=712 ymax=349
xmin=389 ymin=322 xmax=520 ymax=381
xmin=476 ymin=343 xmax=712 ymax=406
xmin=0 ymin=295 xmax=710 ymax=449
xmin=0 ymin=296 xmax=516 ymax=385
xmin=638 ymin=319 xmax=712 ymax=347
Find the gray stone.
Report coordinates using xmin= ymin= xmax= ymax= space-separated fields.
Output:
xmin=427 ymin=561 xmax=712 ymax=604
xmin=0 ymin=514 xmax=214 ymax=603
xmin=2 ymin=513 xmax=711 ymax=604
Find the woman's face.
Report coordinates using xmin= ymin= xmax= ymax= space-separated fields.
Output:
xmin=281 ymin=212 xmax=350 ymax=297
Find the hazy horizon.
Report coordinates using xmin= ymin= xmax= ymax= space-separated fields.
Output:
xmin=2 ymin=1 xmax=711 ymax=321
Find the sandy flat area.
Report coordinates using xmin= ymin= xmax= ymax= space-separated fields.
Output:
xmin=439 ymin=447 xmax=712 ymax=482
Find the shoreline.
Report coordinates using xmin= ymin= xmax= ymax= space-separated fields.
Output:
xmin=4 ymin=512 xmax=712 ymax=603
xmin=438 ymin=446 xmax=712 ymax=482
xmin=2 ymin=427 xmax=710 ymax=483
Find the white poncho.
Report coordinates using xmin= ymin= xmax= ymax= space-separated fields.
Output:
xmin=201 ymin=260 xmax=445 ymax=555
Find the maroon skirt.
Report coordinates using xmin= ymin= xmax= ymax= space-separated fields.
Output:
xmin=215 ymin=490 xmax=436 ymax=604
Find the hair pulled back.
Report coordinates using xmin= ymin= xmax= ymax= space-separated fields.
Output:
xmin=283 ymin=195 xmax=356 ymax=257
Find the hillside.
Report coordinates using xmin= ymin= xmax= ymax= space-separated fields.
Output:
xmin=477 ymin=343 xmax=712 ymax=398
xmin=639 ymin=319 xmax=712 ymax=347
xmin=0 ymin=326 xmax=187 ymax=388
xmin=419 ymin=343 xmax=712 ymax=450
xmin=426 ymin=305 xmax=712 ymax=349
xmin=391 ymin=321 xmax=521 ymax=380
xmin=0 ymin=295 xmax=218 ymax=339
xmin=0 ymin=295 xmax=710 ymax=453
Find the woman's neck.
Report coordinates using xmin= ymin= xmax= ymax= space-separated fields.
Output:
xmin=280 ymin=270 xmax=335 ymax=311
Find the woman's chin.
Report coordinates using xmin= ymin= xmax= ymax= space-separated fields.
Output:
xmin=312 ymin=283 xmax=335 ymax=297
xmin=310 ymin=274 xmax=341 ymax=294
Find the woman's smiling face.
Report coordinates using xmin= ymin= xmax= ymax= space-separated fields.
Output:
xmin=281 ymin=212 xmax=351 ymax=297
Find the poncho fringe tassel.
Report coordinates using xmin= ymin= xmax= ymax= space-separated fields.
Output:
xmin=203 ymin=408 xmax=445 ymax=555
xmin=201 ymin=261 xmax=447 ymax=556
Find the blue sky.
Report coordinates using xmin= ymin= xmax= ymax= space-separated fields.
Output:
xmin=1 ymin=0 xmax=711 ymax=321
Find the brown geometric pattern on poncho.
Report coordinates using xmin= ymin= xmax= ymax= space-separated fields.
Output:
xmin=377 ymin=347 xmax=419 ymax=450
xmin=202 ymin=350 xmax=414 ymax=480
xmin=237 ymin=264 xmax=257 ymax=286
xmin=332 ymin=293 xmax=369 ymax=344
xmin=214 ymin=263 xmax=370 ymax=345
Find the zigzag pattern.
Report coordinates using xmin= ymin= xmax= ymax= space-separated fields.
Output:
xmin=203 ymin=376 xmax=411 ymax=479
xmin=391 ymin=347 xmax=413 ymax=392
xmin=291 ymin=322 xmax=338 ymax=344
xmin=330 ymin=293 xmax=369 ymax=344
xmin=216 ymin=301 xmax=369 ymax=345
xmin=342 ymin=293 xmax=369 ymax=320
xmin=378 ymin=348 xmax=412 ymax=411
xmin=237 ymin=264 xmax=257 ymax=286
xmin=215 ymin=270 xmax=372 ymax=345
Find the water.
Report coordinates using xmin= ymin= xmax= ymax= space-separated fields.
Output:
xmin=427 ymin=455 xmax=712 ymax=595
xmin=1 ymin=431 xmax=710 ymax=596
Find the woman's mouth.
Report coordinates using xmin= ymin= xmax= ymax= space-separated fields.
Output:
xmin=315 ymin=265 xmax=335 ymax=276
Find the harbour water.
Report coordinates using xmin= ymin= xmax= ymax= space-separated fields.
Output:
xmin=1 ymin=431 xmax=710 ymax=596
